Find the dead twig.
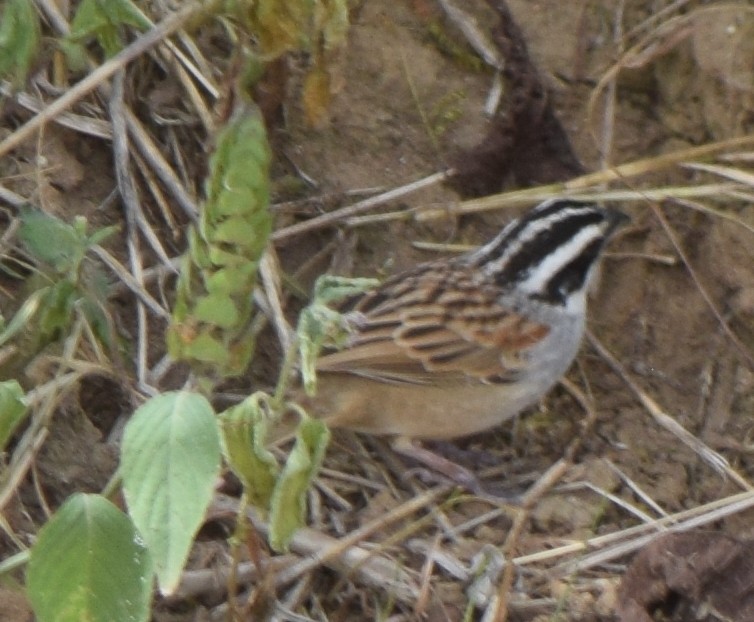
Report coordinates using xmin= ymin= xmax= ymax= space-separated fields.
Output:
xmin=0 ymin=1 xmax=215 ymax=160
xmin=272 ymin=170 xmax=453 ymax=241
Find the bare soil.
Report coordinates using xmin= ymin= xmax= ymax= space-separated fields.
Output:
xmin=3 ymin=0 xmax=754 ymax=620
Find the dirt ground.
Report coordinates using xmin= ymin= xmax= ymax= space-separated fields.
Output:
xmin=3 ymin=0 xmax=754 ymax=620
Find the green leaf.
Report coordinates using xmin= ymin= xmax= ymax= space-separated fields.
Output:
xmin=204 ymin=108 xmax=272 ymax=223
xmin=296 ymin=304 xmax=346 ymax=395
xmin=183 ymin=331 xmax=230 ymax=365
xmin=206 ymin=245 xmax=247 ymax=268
xmin=193 ymin=293 xmax=240 ymax=328
xmin=0 ymin=286 xmax=48 ymax=348
xmin=120 ymin=392 xmax=221 ymax=594
xmin=205 ymin=264 xmax=258 ymax=295
xmin=0 ymin=0 xmax=41 ymax=86
xmin=219 ymin=394 xmax=280 ymax=510
xmin=312 ymin=274 xmax=379 ymax=305
xmin=296 ymin=276 xmax=380 ymax=392
xmin=18 ymin=209 xmax=84 ymax=274
xmin=67 ymin=0 xmax=150 ymax=57
xmin=58 ymin=38 xmax=88 ymax=72
xmin=37 ymin=280 xmax=77 ymax=341
xmin=0 ymin=380 xmax=28 ymax=451
xmin=269 ymin=416 xmax=330 ymax=552
xmin=211 ymin=216 xmax=262 ymax=246
xmin=86 ymin=224 xmax=120 ymax=247
xmin=169 ymin=105 xmax=272 ymax=380
xmin=79 ymin=296 xmax=113 ymax=349
xmin=26 ymin=493 xmax=152 ymax=622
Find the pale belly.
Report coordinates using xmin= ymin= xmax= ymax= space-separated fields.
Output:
xmin=308 ymin=373 xmax=558 ymax=441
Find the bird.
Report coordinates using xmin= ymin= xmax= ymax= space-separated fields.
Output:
xmin=296 ymin=199 xmax=627 ymax=486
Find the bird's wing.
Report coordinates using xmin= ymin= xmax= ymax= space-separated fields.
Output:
xmin=316 ymin=262 xmax=551 ymax=385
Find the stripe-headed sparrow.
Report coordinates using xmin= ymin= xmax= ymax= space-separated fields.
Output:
xmin=300 ymin=199 xmax=627 ymax=485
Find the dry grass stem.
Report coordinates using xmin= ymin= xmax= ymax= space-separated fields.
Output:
xmin=604 ymin=459 xmax=669 ymax=517
xmin=171 ymin=556 xmax=296 ymax=602
xmin=28 ymin=0 xmax=203 ymax=226
xmin=605 ymin=251 xmax=677 ymax=265
xmin=122 ymin=107 xmax=199 ymax=220
xmin=593 ymin=0 xmax=624 ymax=168
xmin=133 ymin=152 xmax=182 ymax=234
xmin=555 ymin=488 xmax=754 ymax=575
xmin=0 ymin=185 xmax=25 ymax=208
xmin=254 ymin=485 xmax=450 ymax=597
xmin=272 ymin=170 xmax=453 ymax=241
xmin=0 ymin=81 xmax=112 ymax=139
xmin=0 ymin=1 xmax=212 ymax=159
xmin=436 ymin=0 xmax=503 ymax=69
xmin=352 ymin=182 xmax=739 ymax=227
xmin=683 ymin=161 xmax=754 ymax=188
xmin=0 ymin=370 xmax=85 ymax=512
xmin=587 ymin=331 xmax=752 ymax=490
xmin=260 ymin=250 xmax=294 ymax=355
xmin=493 ymin=458 xmax=572 ymax=622
xmin=556 ymin=480 xmax=658 ymax=523
xmin=511 ymin=488 xmax=754 ymax=571
xmin=91 ymin=246 xmax=170 ymax=318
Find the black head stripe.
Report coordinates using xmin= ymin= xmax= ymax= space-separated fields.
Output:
xmin=538 ymin=237 xmax=604 ymax=304
xmin=492 ymin=210 xmax=605 ymax=287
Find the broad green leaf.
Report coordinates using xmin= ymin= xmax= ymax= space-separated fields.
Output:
xmin=167 ymin=326 xmax=232 ymax=368
xmin=101 ymin=0 xmax=151 ymax=27
xmin=68 ymin=0 xmax=150 ymax=57
xmin=219 ymin=394 xmax=279 ymax=509
xmin=205 ymin=264 xmax=257 ymax=294
xmin=58 ymin=38 xmax=88 ymax=72
xmin=206 ymin=245 xmax=247 ymax=268
xmin=26 ymin=493 xmax=152 ymax=622
xmin=0 ymin=0 xmax=40 ymax=86
xmin=18 ymin=209 xmax=84 ymax=274
xmin=226 ymin=334 xmax=256 ymax=376
xmin=187 ymin=229 xmax=211 ymax=267
xmin=238 ymin=211 xmax=273 ymax=258
xmin=222 ymin=161 xmax=268 ymax=196
xmin=193 ymin=293 xmax=239 ymax=328
xmin=184 ymin=331 xmax=230 ymax=365
xmin=0 ymin=380 xmax=28 ymax=450
xmin=211 ymin=217 xmax=261 ymax=245
xmin=121 ymin=391 xmax=221 ymax=594
xmin=269 ymin=417 xmax=330 ymax=552
xmin=214 ymin=182 xmax=270 ymax=217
